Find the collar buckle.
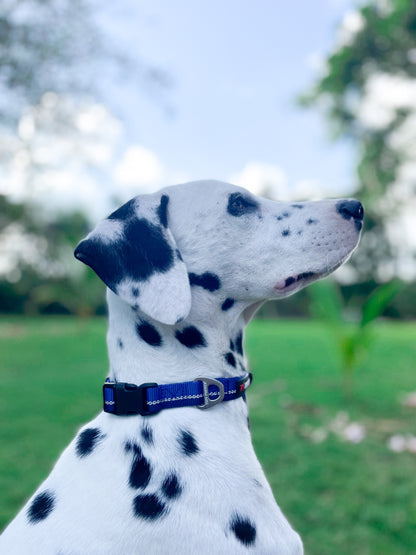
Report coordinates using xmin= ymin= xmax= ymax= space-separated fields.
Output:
xmin=103 ymin=381 xmax=159 ymax=416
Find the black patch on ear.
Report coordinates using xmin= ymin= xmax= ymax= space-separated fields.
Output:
xmin=157 ymin=195 xmax=169 ymax=228
xmin=74 ymin=218 xmax=174 ymax=295
xmin=108 ymin=198 xmax=138 ymax=221
xmin=141 ymin=425 xmax=154 ymax=446
xmin=230 ymin=514 xmax=256 ymax=546
xmin=235 ymin=331 xmax=243 ymax=355
xmin=179 ymin=430 xmax=199 ymax=456
xmin=175 ymin=326 xmax=206 ymax=348
xmin=189 ymin=272 xmax=221 ymax=292
xmin=125 ymin=442 xmax=152 ymax=489
xmin=222 ymin=298 xmax=235 ymax=311
xmin=225 ymin=352 xmax=236 ymax=367
xmin=27 ymin=491 xmax=55 ymax=524
xmin=161 ymin=474 xmax=182 ymax=499
xmin=133 ymin=494 xmax=167 ymax=520
xmin=227 ymin=193 xmax=259 ymax=217
xmin=136 ymin=321 xmax=162 ymax=347
xmin=76 ymin=428 xmax=105 ymax=458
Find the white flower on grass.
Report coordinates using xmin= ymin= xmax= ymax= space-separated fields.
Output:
xmin=329 ymin=411 xmax=350 ymax=434
xmin=342 ymin=423 xmax=366 ymax=444
xmin=387 ymin=434 xmax=407 ymax=452
xmin=310 ymin=428 xmax=328 ymax=443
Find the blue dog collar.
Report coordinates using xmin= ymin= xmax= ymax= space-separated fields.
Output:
xmin=103 ymin=373 xmax=253 ymax=416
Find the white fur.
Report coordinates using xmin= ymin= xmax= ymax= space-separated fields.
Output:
xmin=0 ymin=180 xmax=362 ymax=554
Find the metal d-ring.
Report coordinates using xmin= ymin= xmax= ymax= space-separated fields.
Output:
xmin=193 ymin=377 xmax=225 ymax=409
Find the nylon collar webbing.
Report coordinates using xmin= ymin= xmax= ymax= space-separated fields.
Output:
xmin=103 ymin=373 xmax=252 ymax=416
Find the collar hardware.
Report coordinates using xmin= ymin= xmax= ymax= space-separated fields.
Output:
xmin=193 ymin=377 xmax=224 ymax=409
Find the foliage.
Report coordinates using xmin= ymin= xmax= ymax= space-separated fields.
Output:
xmin=302 ymin=0 xmax=416 ymax=281
xmin=309 ymin=277 xmax=402 ymax=396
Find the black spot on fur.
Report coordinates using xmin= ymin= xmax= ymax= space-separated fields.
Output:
xmin=74 ymin=218 xmax=174 ymax=295
xmin=161 ymin=474 xmax=182 ymax=499
xmin=133 ymin=494 xmax=167 ymax=520
xmin=157 ymin=194 xmax=169 ymax=228
xmin=230 ymin=514 xmax=256 ymax=546
xmin=227 ymin=193 xmax=259 ymax=217
xmin=282 ymin=229 xmax=291 ymax=237
xmin=117 ymin=338 xmax=124 ymax=349
xmin=188 ymin=272 xmax=221 ymax=292
xmin=235 ymin=332 xmax=243 ymax=355
xmin=247 ymin=416 xmax=251 ymax=430
xmin=282 ymin=212 xmax=291 ymax=218
xmin=222 ymin=298 xmax=235 ymax=311
xmin=141 ymin=425 xmax=154 ymax=446
xmin=76 ymin=428 xmax=104 ymax=458
xmin=285 ymin=276 xmax=296 ymax=287
xmin=292 ymin=204 xmax=304 ymax=209
xmin=136 ymin=321 xmax=162 ymax=347
xmin=176 ymin=249 xmax=183 ymax=262
xmin=179 ymin=430 xmax=199 ymax=457
xmin=307 ymin=218 xmax=318 ymax=225
xmin=125 ymin=442 xmax=152 ymax=489
xmin=229 ymin=339 xmax=235 ymax=351
xmin=175 ymin=326 xmax=206 ymax=348
xmin=225 ymin=352 xmax=236 ymax=367
xmin=131 ymin=286 xmax=139 ymax=297
xmin=108 ymin=198 xmax=137 ymax=221
xmin=27 ymin=491 xmax=55 ymax=524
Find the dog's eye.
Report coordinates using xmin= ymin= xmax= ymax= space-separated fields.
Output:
xmin=227 ymin=193 xmax=259 ymax=217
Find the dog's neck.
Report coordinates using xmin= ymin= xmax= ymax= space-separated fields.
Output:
xmin=106 ymin=289 xmax=254 ymax=386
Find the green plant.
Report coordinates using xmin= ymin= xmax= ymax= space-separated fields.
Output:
xmin=309 ymin=278 xmax=402 ymax=397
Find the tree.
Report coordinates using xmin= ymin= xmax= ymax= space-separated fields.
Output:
xmin=0 ymin=0 xmax=171 ymax=314
xmin=302 ymin=0 xmax=416 ymax=282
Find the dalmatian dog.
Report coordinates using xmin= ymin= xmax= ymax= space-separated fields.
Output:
xmin=0 ymin=180 xmax=363 ymax=554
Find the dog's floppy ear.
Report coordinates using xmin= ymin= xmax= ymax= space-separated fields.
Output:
xmin=74 ymin=193 xmax=191 ymax=325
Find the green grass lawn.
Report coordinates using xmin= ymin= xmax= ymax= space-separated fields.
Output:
xmin=0 ymin=316 xmax=415 ymax=554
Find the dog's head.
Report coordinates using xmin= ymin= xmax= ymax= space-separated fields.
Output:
xmin=75 ymin=180 xmax=363 ymax=324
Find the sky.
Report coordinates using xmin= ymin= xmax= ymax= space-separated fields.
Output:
xmin=95 ymin=0 xmax=357 ymax=203
xmin=1 ymin=0 xmax=359 ymax=223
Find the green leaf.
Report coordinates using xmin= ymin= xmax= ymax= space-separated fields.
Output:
xmin=361 ymin=280 xmax=403 ymax=327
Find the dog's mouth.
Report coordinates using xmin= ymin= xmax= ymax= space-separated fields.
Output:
xmin=273 ymin=257 xmax=349 ymax=294
xmin=273 ymin=271 xmax=317 ymax=293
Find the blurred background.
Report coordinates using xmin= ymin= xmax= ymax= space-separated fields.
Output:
xmin=1 ymin=1 xmax=415 ymax=553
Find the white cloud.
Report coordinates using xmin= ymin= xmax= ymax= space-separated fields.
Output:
xmin=337 ymin=10 xmax=365 ymax=48
xmin=357 ymin=73 xmax=416 ymax=131
xmin=113 ymin=145 xmax=165 ymax=192
xmin=229 ymin=161 xmax=344 ymax=201
xmin=229 ymin=162 xmax=288 ymax=198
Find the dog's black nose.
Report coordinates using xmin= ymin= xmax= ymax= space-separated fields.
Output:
xmin=336 ymin=200 xmax=364 ymax=221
